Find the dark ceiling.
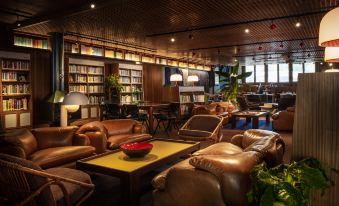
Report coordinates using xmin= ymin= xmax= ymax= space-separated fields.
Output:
xmin=1 ymin=0 xmax=338 ymax=65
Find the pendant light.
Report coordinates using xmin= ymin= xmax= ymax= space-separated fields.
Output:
xmin=319 ymin=7 xmax=339 ymax=47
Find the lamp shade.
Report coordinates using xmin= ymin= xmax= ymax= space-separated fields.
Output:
xmin=319 ymin=7 xmax=339 ymax=47
xmin=62 ymin=92 xmax=89 ymax=105
xmin=324 ymin=47 xmax=339 ymax=62
xmin=170 ymin=74 xmax=183 ymax=82
xmin=187 ymin=75 xmax=199 ymax=82
xmin=47 ymin=90 xmax=65 ymax=103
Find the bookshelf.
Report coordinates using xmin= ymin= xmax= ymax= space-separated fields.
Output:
xmin=14 ymin=35 xmax=49 ymax=50
xmin=0 ymin=51 xmax=32 ymax=129
xmin=117 ymin=63 xmax=143 ymax=104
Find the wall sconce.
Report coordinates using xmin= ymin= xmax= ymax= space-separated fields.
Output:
xmin=187 ymin=75 xmax=199 ymax=86
xmin=60 ymin=92 xmax=89 ymax=127
xmin=319 ymin=7 xmax=339 ymax=47
xmin=170 ymin=73 xmax=182 ymax=86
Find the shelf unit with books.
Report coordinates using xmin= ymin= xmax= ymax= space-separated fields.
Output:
xmin=14 ymin=35 xmax=49 ymax=50
xmin=0 ymin=51 xmax=32 ymax=129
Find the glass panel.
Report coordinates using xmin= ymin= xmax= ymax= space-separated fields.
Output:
xmin=245 ymin=65 xmax=254 ymax=83
xmin=293 ymin=64 xmax=303 ymax=82
xmin=304 ymin=62 xmax=315 ymax=73
xmin=279 ymin=63 xmax=289 ymax=83
xmin=256 ymin=65 xmax=265 ymax=83
xmin=267 ymin=64 xmax=278 ymax=83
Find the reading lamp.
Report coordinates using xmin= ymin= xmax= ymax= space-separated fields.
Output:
xmin=60 ymin=92 xmax=89 ymax=127
xmin=170 ymin=73 xmax=182 ymax=86
xmin=187 ymin=75 xmax=199 ymax=86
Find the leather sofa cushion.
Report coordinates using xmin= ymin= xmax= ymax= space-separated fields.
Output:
xmin=178 ymin=129 xmax=212 ymax=137
xmin=242 ymin=129 xmax=279 ymax=149
xmin=107 ymin=133 xmax=152 ymax=149
xmin=193 ymin=142 xmax=243 ymax=156
xmin=32 ymin=127 xmax=78 ymax=150
xmin=47 ymin=167 xmax=92 ymax=206
xmin=2 ymin=128 xmax=38 ymax=156
xmin=29 ymin=146 xmax=95 ymax=169
xmin=102 ymin=119 xmax=135 ymax=136
xmin=187 ymin=115 xmax=221 ymax=132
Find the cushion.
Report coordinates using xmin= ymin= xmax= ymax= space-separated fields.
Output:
xmin=193 ymin=142 xmax=243 ymax=156
xmin=101 ymin=119 xmax=136 ymax=136
xmin=46 ymin=167 xmax=92 ymax=206
xmin=2 ymin=128 xmax=38 ymax=156
xmin=179 ymin=129 xmax=212 ymax=137
xmin=29 ymin=146 xmax=95 ymax=169
xmin=32 ymin=127 xmax=78 ymax=150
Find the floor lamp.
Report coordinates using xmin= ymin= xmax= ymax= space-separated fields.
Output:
xmin=60 ymin=92 xmax=89 ymax=127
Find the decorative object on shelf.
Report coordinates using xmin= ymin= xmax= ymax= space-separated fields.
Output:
xmin=187 ymin=75 xmax=199 ymax=86
xmin=215 ymin=63 xmax=252 ymax=101
xmin=105 ymin=74 xmax=123 ymax=103
xmin=248 ymin=157 xmax=336 ymax=206
xmin=170 ymin=73 xmax=183 ymax=86
xmin=60 ymin=92 xmax=89 ymax=127
xmin=120 ymin=142 xmax=153 ymax=158
xmin=319 ymin=7 xmax=339 ymax=47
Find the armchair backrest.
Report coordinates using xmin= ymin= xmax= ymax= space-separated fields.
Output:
xmin=101 ymin=119 xmax=137 ymax=136
xmin=236 ymin=96 xmax=249 ymax=111
xmin=185 ymin=115 xmax=223 ymax=133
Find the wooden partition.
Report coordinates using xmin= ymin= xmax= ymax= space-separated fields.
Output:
xmin=293 ymin=73 xmax=339 ymax=205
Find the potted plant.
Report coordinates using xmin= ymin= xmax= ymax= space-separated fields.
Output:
xmin=105 ymin=74 xmax=123 ymax=103
xmin=248 ymin=157 xmax=337 ymax=206
xmin=215 ymin=63 xmax=252 ymax=102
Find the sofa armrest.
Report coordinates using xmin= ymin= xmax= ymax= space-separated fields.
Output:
xmin=82 ymin=131 xmax=107 ymax=154
xmin=133 ymin=122 xmax=145 ymax=134
xmin=229 ymin=134 xmax=244 ymax=147
xmin=73 ymin=134 xmax=90 ymax=146
xmin=0 ymin=144 xmax=26 ymax=159
xmin=271 ymin=111 xmax=280 ymax=120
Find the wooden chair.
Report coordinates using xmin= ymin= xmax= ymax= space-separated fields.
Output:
xmin=0 ymin=154 xmax=94 ymax=206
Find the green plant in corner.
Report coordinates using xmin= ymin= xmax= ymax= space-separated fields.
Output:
xmin=105 ymin=74 xmax=123 ymax=103
xmin=215 ymin=63 xmax=252 ymax=101
xmin=248 ymin=157 xmax=337 ymax=206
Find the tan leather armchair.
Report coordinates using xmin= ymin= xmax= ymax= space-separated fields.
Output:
xmin=272 ymin=107 xmax=295 ymax=131
xmin=0 ymin=127 xmax=95 ymax=169
xmin=77 ymin=119 xmax=152 ymax=152
xmin=152 ymin=129 xmax=285 ymax=206
xmin=192 ymin=102 xmax=235 ymax=125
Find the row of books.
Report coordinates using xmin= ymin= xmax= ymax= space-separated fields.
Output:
xmin=2 ymin=72 xmax=27 ymax=81
xmin=69 ymin=85 xmax=104 ymax=93
xmin=80 ymin=45 xmax=103 ymax=56
xmin=69 ymin=65 xmax=87 ymax=74
xmin=119 ymin=77 xmax=130 ymax=84
xmin=69 ymin=74 xmax=87 ymax=83
xmin=89 ymin=96 xmax=104 ymax=104
xmin=2 ymin=60 xmax=30 ymax=70
xmin=69 ymin=85 xmax=87 ymax=93
xmin=2 ymin=98 xmax=28 ymax=111
xmin=87 ymin=66 xmax=103 ymax=74
xmin=131 ymin=70 xmax=142 ymax=77
xmin=2 ymin=84 xmax=30 ymax=94
xmin=88 ymin=76 xmax=103 ymax=83
xmin=14 ymin=36 xmax=48 ymax=49
xmin=125 ymin=53 xmax=140 ymax=61
xmin=132 ymin=77 xmax=142 ymax=83
xmin=121 ymin=95 xmax=132 ymax=103
xmin=180 ymin=95 xmax=192 ymax=103
xmin=88 ymin=85 xmax=104 ymax=93
xmin=104 ymin=50 xmax=123 ymax=59
xmin=119 ymin=69 xmax=130 ymax=76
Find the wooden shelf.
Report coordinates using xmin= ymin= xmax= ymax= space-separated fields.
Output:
xmin=2 ymin=93 xmax=31 ymax=97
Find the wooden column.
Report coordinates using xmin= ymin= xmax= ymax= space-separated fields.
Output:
xmin=293 ymin=73 xmax=339 ymax=206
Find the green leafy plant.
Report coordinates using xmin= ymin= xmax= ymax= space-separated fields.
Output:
xmin=215 ymin=63 xmax=252 ymax=101
xmin=248 ymin=157 xmax=336 ymax=206
xmin=105 ymin=74 xmax=123 ymax=102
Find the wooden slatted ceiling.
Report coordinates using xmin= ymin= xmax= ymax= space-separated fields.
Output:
xmin=2 ymin=0 xmax=339 ymax=64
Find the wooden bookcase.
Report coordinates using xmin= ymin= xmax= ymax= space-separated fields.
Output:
xmin=117 ymin=63 xmax=144 ymax=104
xmin=14 ymin=34 xmax=49 ymax=50
xmin=0 ymin=51 xmax=32 ymax=129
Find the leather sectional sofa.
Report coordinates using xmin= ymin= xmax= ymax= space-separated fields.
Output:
xmin=77 ymin=119 xmax=152 ymax=153
xmin=272 ymin=106 xmax=295 ymax=131
xmin=152 ymin=129 xmax=285 ymax=206
xmin=0 ymin=126 xmax=96 ymax=169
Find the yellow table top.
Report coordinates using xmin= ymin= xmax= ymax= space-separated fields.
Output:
xmin=83 ymin=140 xmax=195 ymax=172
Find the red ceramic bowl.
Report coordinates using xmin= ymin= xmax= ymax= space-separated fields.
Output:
xmin=120 ymin=142 xmax=153 ymax=158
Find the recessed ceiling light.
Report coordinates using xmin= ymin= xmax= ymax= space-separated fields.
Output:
xmin=295 ymin=22 xmax=301 ymax=27
xmin=17 ymin=23 xmax=21 ymax=27
xmin=320 ymin=62 xmax=323 ymax=65
xmin=329 ymin=63 xmax=333 ymax=66
xmin=245 ymin=28 xmax=250 ymax=33
xmin=170 ymin=37 xmax=175 ymax=42
xmin=90 ymin=4 xmax=95 ymax=9
xmin=234 ymin=59 xmax=238 ymax=62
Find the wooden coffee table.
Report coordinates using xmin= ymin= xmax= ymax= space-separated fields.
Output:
xmin=231 ymin=111 xmax=270 ymax=129
xmin=76 ymin=138 xmax=199 ymax=206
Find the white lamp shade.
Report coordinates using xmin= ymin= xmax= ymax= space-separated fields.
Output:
xmin=62 ymin=92 xmax=89 ymax=105
xmin=170 ymin=74 xmax=183 ymax=82
xmin=324 ymin=47 xmax=339 ymax=62
xmin=319 ymin=7 xmax=339 ymax=47
xmin=187 ymin=75 xmax=199 ymax=82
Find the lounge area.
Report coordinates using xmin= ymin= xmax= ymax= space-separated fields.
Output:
xmin=0 ymin=1 xmax=338 ymax=206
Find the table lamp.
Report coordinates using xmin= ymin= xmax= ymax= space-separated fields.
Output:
xmin=60 ymin=92 xmax=89 ymax=127
xmin=187 ymin=75 xmax=199 ymax=86
xmin=170 ymin=73 xmax=183 ymax=86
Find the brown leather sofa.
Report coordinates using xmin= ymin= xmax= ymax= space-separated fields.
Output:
xmin=77 ymin=119 xmax=152 ymax=153
xmin=0 ymin=126 xmax=95 ymax=169
xmin=192 ymin=102 xmax=236 ymax=124
xmin=152 ymin=129 xmax=285 ymax=206
xmin=272 ymin=106 xmax=295 ymax=131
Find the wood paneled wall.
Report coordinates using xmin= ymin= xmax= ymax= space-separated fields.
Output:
xmin=293 ymin=73 xmax=339 ymax=206
xmin=142 ymin=64 xmax=179 ymax=103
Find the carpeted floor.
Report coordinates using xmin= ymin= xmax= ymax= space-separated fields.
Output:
xmin=83 ymin=118 xmax=293 ymax=206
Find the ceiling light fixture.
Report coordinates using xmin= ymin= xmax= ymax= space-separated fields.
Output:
xmin=329 ymin=63 xmax=333 ymax=66
xmin=90 ymin=3 xmax=95 ymax=8
xmin=295 ymin=22 xmax=301 ymax=27
xmin=170 ymin=37 xmax=175 ymax=42
xmin=245 ymin=28 xmax=250 ymax=33
xmin=319 ymin=7 xmax=339 ymax=47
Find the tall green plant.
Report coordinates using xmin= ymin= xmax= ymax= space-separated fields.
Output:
xmin=248 ymin=157 xmax=336 ymax=206
xmin=215 ymin=63 xmax=252 ymax=101
xmin=105 ymin=74 xmax=123 ymax=102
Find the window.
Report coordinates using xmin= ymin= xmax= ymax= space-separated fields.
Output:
xmin=304 ymin=62 xmax=315 ymax=73
xmin=279 ymin=64 xmax=289 ymax=83
xmin=292 ymin=64 xmax=303 ymax=82
xmin=255 ymin=65 xmax=265 ymax=83
xmin=267 ymin=64 xmax=278 ymax=83
xmin=245 ymin=65 xmax=254 ymax=83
